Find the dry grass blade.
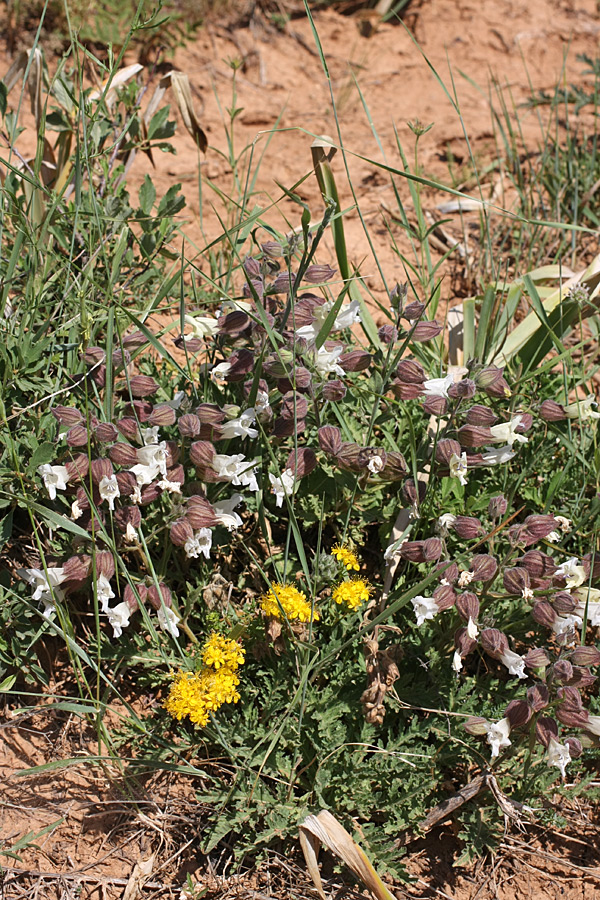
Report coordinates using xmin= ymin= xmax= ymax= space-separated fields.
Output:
xmin=170 ymin=71 xmax=207 ymax=153
xmin=299 ymin=810 xmax=396 ymax=900
xmin=88 ymin=63 xmax=144 ymax=106
xmin=1 ymin=48 xmax=43 ymax=130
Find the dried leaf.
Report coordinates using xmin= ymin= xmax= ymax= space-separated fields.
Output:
xmin=170 ymin=71 xmax=207 ymax=153
xmin=122 ymin=854 xmax=155 ymax=900
xmin=88 ymin=63 xmax=144 ymax=106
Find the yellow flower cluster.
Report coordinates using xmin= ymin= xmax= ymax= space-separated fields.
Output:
xmin=331 ymin=543 xmax=361 ymax=571
xmin=260 ymin=582 xmax=319 ymax=622
xmin=164 ymin=632 xmax=244 ymax=727
xmin=332 ymin=577 xmax=373 ymax=610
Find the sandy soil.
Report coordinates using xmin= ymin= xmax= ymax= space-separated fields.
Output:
xmin=2 ymin=1 xmax=600 ymax=897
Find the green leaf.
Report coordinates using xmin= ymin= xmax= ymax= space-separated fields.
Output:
xmin=0 ymin=82 xmax=7 ymax=119
xmin=0 ymin=674 xmax=16 ymax=692
xmin=138 ymin=174 xmax=156 ymax=216
xmin=0 ymin=509 xmax=13 ymax=550
xmin=29 ymin=442 xmax=57 ymax=472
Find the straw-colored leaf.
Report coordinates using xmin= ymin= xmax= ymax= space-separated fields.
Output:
xmin=88 ymin=63 xmax=144 ymax=105
xmin=170 ymin=71 xmax=207 ymax=153
xmin=299 ymin=810 xmax=395 ymax=900
xmin=2 ymin=48 xmax=43 ymax=131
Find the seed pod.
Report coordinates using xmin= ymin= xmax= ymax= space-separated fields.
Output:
xmin=503 ymin=566 xmax=530 ymax=595
xmin=178 ymin=414 xmax=202 ymax=437
xmin=532 ymin=601 xmax=557 ymax=627
xmin=570 ymin=646 xmax=600 ymax=667
xmin=488 ymin=494 xmax=508 ymax=519
xmin=465 ymin=405 xmax=498 ymax=427
xmin=114 ymin=505 xmax=141 ymax=532
xmin=474 ymin=365 xmax=504 ymax=389
xmin=505 ymin=699 xmax=531 ymax=727
xmin=340 ymin=349 xmax=371 ymax=372
xmin=281 ymin=391 xmax=309 ymax=420
xmin=463 ymin=716 xmax=489 ymax=736
xmin=170 ymin=518 xmax=194 ymax=547
xmin=569 ymin=668 xmax=597 ymax=688
xmin=470 ymin=554 xmax=498 ymax=582
xmin=480 ymin=628 xmax=509 ymax=658
xmin=194 ymin=404 xmax=224 ymax=425
xmin=273 ymin=415 xmax=304 ymax=438
xmin=94 ymin=422 xmax=119 ymax=443
xmin=553 ymin=659 xmax=574 ymax=683
xmin=519 ymin=550 xmax=557 ymax=577
xmin=552 ymin=591 xmax=577 ymax=615
xmin=378 ymin=324 xmax=397 ymax=344
xmin=148 ymin=404 xmax=176 ymax=427
xmin=124 ymin=400 xmax=154 ymax=423
xmin=286 ymin=447 xmax=317 ymax=478
xmin=243 ymin=277 xmax=264 ymax=300
xmin=63 ymin=554 xmax=92 ymax=585
xmin=91 ymin=457 xmax=114 ymax=484
xmin=115 ymin=471 xmax=137 ymax=497
xmin=527 ymin=683 xmax=549 ymax=712
xmin=270 ymin=271 xmax=297 ymax=294
xmin=219 ymin=310 xmax=251 ymax=337
xmin=535 ymin=716 xmax=558 ymax=747
xmin=396 ymin=359 xmax=426 ymax=384
xmin=423 ymin=395 xmax=447 ymax=416
xmin=148 ymin=582 xmax=172 ymax=611
xmin=335 ymin=442 xmax=363 ymax=471
xmin=411 ymin=320 xmax=442 ymax=342
xmin=117 ymin=417 xmax=141 ymax=441
xmin=452 ymin=516 xmax=483 ymax=540
xmin=125 ymin=375 xmax=159 ymax=398
xmin=391 ymin=380 xmax=424 ymax=400
xmin=67 ymin=424 xmax=89 ymax=447
xmin=227 ymin=348 xmax=255 ymax=381
xmin=303 ymin=263 xmax=336 ymax=284
xmin=121 ymin=330 xmax=146 ymax=350
xmin=456 ymin=591 xmax=479 ymax=621
xmin=523 ymin=514 xmax=558 ymax=542
xmin=448 ymin=378 xmax=476 ymax=399
xmin=400 ymin=541 xmax=427 ymax=563
xmin=423 ymin=537 xmax=443 ymax=561
xmin=108 ymin=442 xmax=138 ymax=467
xmin=523 ymin=647 xmax=551 ymax=668
xmin=52 ymin=406 xmax=84 ymax=427
xmin=381 ymin=450 xmax=408 ymax=479
xmin=83 ymin=346 xmax=106 ymax=365
xmin=402 ymin=300 xmax=425 ymax=320
xmin=433 ymin=583 xmax=456 ymax=610
xmin=186 ymin=496 xmax=218 ymax=529
xmin=539 ymin=399 xmax=567 ymax=422
xmin=65 ymin=453 xmax=90 ymax=481
xmin=243 ymin=255 xmax=261 ymax=278
xmin=435 ymin=439 xmax=462 ymax=465
xmin=189 ymin=441 xmax=215 ymax=468
xmin=457 ymin=425 xmax=493 ymax=447
xmin=261 ymin=240 xmax=284 ymax=258
xmin=318 ymin=425 xmax=342 ymax=455
xmin=322 ymin=379 xmax=347 ymax=401
xmin=95 ymin=550 xmax=115 ymax=580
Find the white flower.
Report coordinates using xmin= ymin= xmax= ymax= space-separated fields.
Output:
xmin=458 ymin=570 xmax=474 ymax=588
xmin=184 ymin=313 xmax=219 ymax=340
xmin=167 ymin=391 xmax=186 ymax=410
xmin=314 ymin=345 xmax=344 ymax=377
xmin=269 ymin=468 xmax=295 ymax=507
xmin=335 ymin=299 xmax=361 ymax=330
xmin=574 ymin=587 xmax=600 ymax=626
xmin=546 ymin=736 xmax=571 ymax=779
xmin=452 ymin=650 xmax=463 ymax=673
xmin=104 ymin=601 xmax=131 ymax=638
xmin=367 ymin=455 xmax=385 ymax=474
xmin=500 ymin=648 xmax=527 ymax=679
xmin=481 ymin=445 xmax=517 ymax=465
xmin=99 ymin=474 xmax=120 ymax=511
xmin=411 ymin=595 xmax=440 ymax=627
xmin=71 ymin=499 xmax=83 ymax=520
xmin=437 ymin=513 xmax=456 ymax=536
xmin=38 ymin=464 xmax=70 ymax=500
xmin=488 ymin=415 xmax=529 ymax=448
xmin=136 ymin=441 xmax=168 ymax=477
xmin=563 ymin=395 xmax=600 ymax=420
xmin=220 ymin=409 xmax=258 ymax=440
xmin=423 ymin=373 xmax=454 ymax=398
xmin=130 ymin=462 xmax=161 ymax=486
xmin=131 ymin=484 xmax=143 ymax=504
xmin=384 ymin=538 xmax=407 ymax=563
xmin=158 ymin=478 xmax=182 ymax=494
xmin=552 ymin=613 xmax=582 ymax=639
xmin=546 ymin=531 xmax=561 ymax=543
xmin=214 ymin=494 xmax=244 ymax=531
xmin=184 ymin=528 xmax=212 ymax=560
xmin=143 ymin=426 xmax=160 ymax=445
xmin=19 ymin=566 xmax=66 ymax=618
xmin=210 ymin=361 xmax=232 ymax=383
xmin=522 ymin=586 xmax=534 ymax=600
xmin=158 ymin=605 xmax=180 ymax=638
xmin=296 ymin=299 xmax=361 ymax=343
xmin=96 ymin=574 xmax=115 ymax=610
xmin=486 ymin=717 xmax=511 ymax=758
xmin=213 ymin=454 xmax=259 ymax=492
xmin=449 ymin=451 xmax=468 ymax=486
xmin=556 ymin=557 xmax=586 ymax=589
xmin=555 ymin=516 xmax=572 ymax=533
xmin=124 ymin=523 xmax=138 ymax=543
xmin=467 ymin=616 xmax=479 ymax=640
xmin=255 ymin=390 xmax=271 ymax=415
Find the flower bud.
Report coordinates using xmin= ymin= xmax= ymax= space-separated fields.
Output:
xmin=281 ymin=391 xmax=309 ymax=420
xmin=272 ymin=415 xmax=305 ymax=438
xmin=436 ymin=560 xmax=459 ymax=583
xmin=456 ymin=591 xmax=479 ymax=621
xmin=65 ymin=453 xmax=90 ymax=481
xmin=95 ymin=550 xmax=115 ymax=580
xmin=335 ymin=442 xmax=363 ymax=472
xmin=108 ymin=442 xmax=138 ymax=467
xmin=318 ymin=425 xmax=342 ymax=455
xmin=263 ymin=352 xmax=293 ymax=379
xmin=553 ymin=660 xmax=574 ymax=682
xmin=411 ymin=320 xmax=442 ymax=342
xmin=243 ymin=277 xmax=264 ymax=299
xmin=400 ymin=541 xmax=427 ymax=562
xmin=552 ymin=591 xmax=577 ymax=615
xmin=524 ymin=647 xmax=551 ymax=668
xmin=582 ymin=552 xmax=600 ymax=581
xmin=148 ymin=582 xmax=172 ymax=610
xmin=435 ymin=438 xmax=462 ymax=465
xmin=83 ymin=346 xmax=106 ymax=365
xmin=457 ymin=425 xmax=492 ymax=447
xmin=190 ymin=441 xmax=215 ymax=468
xmin=286 ymin=447 xmax=317 ymax=478
xmin=539 ymin=399 xmax=567 ymax=422
xmin=570 ymin=646 xmax=600 ymax=667
xmin=227 ymin=348 xmax=255 ymax=381
xmin=536 ymin=716 xmax=558 ymax=747
xmin=91 ymin=457 xmax=113 ymax=484
xmin=52 ymin=406 xmax=84 ymax=426
xmin=452 ymin=516 xmax=483 ymax=540
xmin=463 ymin=716 xmax=489 ymax=736
xmin=114 ymin=504 xmax=141 ymax=532
xmin=480 ymin=628 xmax=509 ymax=658
xmin=455 ymin=625 xmax=477 ymax=657
xmin=422 ymin=395 xmax=447 ymax=416
xmin=148 ymin=404 xmax=176 ymax=427
xmin=423 ymin=537 xmax=443 ymax=561
xmin=166 ymin=464 xmax=185 ymax=485
xmin=219 ymin=310 xmax=251 ymax=337
xmin=485 ymin=376 xmax=511 ymax=399
xmin=396 ymin=359 xmax=426 ymax=384
xmin=261 ymin=240 xmax=283 ymax=258
xmin=378 ymin=324 xmax=398 ymax=344
xmin=532 ymin=601 xmax=557 ymax=628
xmin=270 ymin=271 xmax=297 ymax=294
xmin=403 ymin=478 xmax=426 ymax=506
xmin=340 ymin=349 xmax=371 ymax=372
xmin=123 ymin=583 xmax=144 ymax=612
xmin=522 ymin=514 xmax=558 ymax=543
xmin=402 ymin=300 xmax=425 ymax=320
xmin=90 ymin=364 xmax=106 ymax=388
xmin=565 ymin=737 xmax=583 ymax=757
xmin=194 ymin=404 xmax=224 ymax=425
xmin=170 ymin=517 xmax=194 ymax=547
xmin=465 ymin=405 xmax=498 ymax=427
xmin=67 ymin=424 xmax=89 ymax=447
xmin=115 ymin=471 xmax=137 ymax=497
xmin=243 ymin=255 xmax=261 ymax=278
xmin=433 ymin=583 xmax=456 ymax=610
xmin=63 ymin=554 xmax=92 ymax=585
xmin=448 ymin=378 xmax=476 ymax=399
xmin=178 ymin=414 xmax=202 ymax=437
xmin=186 ymin=495 xmax=218 ymax=529
xmin=488 ymin=494 xmax=508 ymax=519
xmin=117 ymin=417 xmax=141 ymax=441
xmin=470 ymin=554 xmax=498 ymax=582
xmin=505 ymin=699 xmax=531 ymax=727
xmin=303 ymin=263 xmax=336 ymax=284
xmin=391 ymin=380 xmax=424 ymax=400
xmin=140 ymin=482 xmax=162 ymax=505
xmin=569 ymin=668 xmax=597 ymax=688
xmin=503 ymin=566 xmax=530 ymax=595
xmin=322 ymin=379 xmax=347 ymax=401
xmin=527 ymin=683 xmax=549 ymax=712
xmin=94 ymin=422 xmax=119 ymax=443
xmin=124 ymin=375 xmax=159 ymax=398
xmin=519 ymin=550 xmax=557 ymax=577
xmin=122 ymin=330 xmax=146 ymax=350
xmin=381 ymin=450 xmax=408 ymax=480
xmin=474 ymin=365 xmax=503 ymax=389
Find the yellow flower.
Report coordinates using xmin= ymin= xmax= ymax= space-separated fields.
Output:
xmin=164 ymin=667 xmax=241 ymax=727
xmin=332 ymin=577 xmax=373 ymax=610
xmin=202 ymin=633 xmax=245 ymax=671
xmin=331 ymin=543 xmax=361 ymax=571
xmin=260 ymin=582 xmax=319 ymax=622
